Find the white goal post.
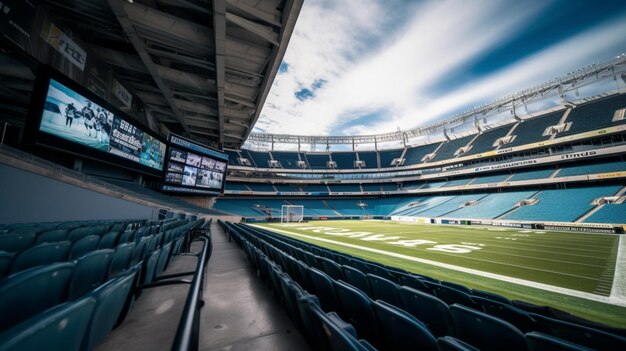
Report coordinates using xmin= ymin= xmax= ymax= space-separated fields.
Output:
xmin=281 ymin=205 xmax=304 ymax=223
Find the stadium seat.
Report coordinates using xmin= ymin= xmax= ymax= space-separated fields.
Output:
xmin=437 ymin=336 xmax=480 ymax=351
xmin=0 ymin=251 xmax=12 ymax=278
xmin=398 ymin=286 xmax=454 ymax=337
xmin=333 ymin=280 xmax=380 ymax=348
xmin=84 ymin=270 xmax=137 ymax=350
xmin=278 ymin=276 xmax=305 ymax=329
xmin=67 ymin=226 xmax=105 ymax=242
xmin=366 ymin=273 xmax=403 ymax=307
xmin=0 ymin=262 xmax=74 ymax=332
xmin=372 ymin=299 xmax=438 ymax=351
xmin=297 ymin=294 xmax=332 ymax=351
xmin=0 ymin=296 xmax=96 ymax=351
xmin=341 ymin=265 xmax=371 ymax=295
xmin=450 ymin=304 xmax=527 ymax=351
xmin=473 ymin=296 xmax=537 ymax=333
xmin=9 ymin=241 xmax=71 ymax=274
xmin=295 ymin=260 xmax=315 ymax=292
xmin=425 ymin=281 xmax=479 ymax=309
xmin=67 ymin=249 xmax=114 ymax=300
xmin=530 ymin=313 xmax=626 ymax=351
xmin=117 ymin=231 xmax=134 ymax=245
xmin=308 ymin=267 xmax=340 ymax=313
xmin=320 ymin=311 xmax=375 ymax=351
xmin=35 ymin=229 xmax=69 ymax=244
xmin=396 ymin=273 xmax=436 ymax=295
xmin=367 ymin=264 xmax=396 ymax=281
xmin=129 ymin=238 xmax=147 ymax=265
xmin=98 ymin=231 xmax=121 ymax=249
xmin=441 ymin=281 xmax=473 ymax=294
xmin=108 ymin=242 xmax=136 ymax=277
xmin=471 ymin=288 xmax=511 ymax=304
xmin=154 ymin=242 xmax=173 ymax=278
xmin=142 ymin=249 xmax=161 ymax=285
xmin=318 ymin=256 xmax=345 ymax=280
xmin=525 ymin=331 xmax=594 ymax=351
xmin=68 ymin=235 xmax=100 ymax=260
xmin=0 ymin=232 xmax=36 ymax=252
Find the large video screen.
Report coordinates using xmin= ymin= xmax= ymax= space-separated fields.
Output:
xmin=37 ymin=78 xmax=166 ymax=171
xmin=161 ymin=134 xmax=228 ymax=195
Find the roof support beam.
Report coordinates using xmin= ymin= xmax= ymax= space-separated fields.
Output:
xmin=226 ymin=0 xmax=282 ymax=27
xmin=226 ymin=12 xmax=279 ymax=46
xmin=108 ymin=0 xmax=191 ymax=135
xmin=213 ymin=0 xmax=226 ymax=148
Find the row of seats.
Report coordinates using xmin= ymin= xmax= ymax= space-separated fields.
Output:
xmin=221 ymin=221 xmax=626 ymax=351
xmin=0 ymin=217 xmax=206 ymax=350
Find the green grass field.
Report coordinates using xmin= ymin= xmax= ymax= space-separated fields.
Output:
xmin=256 ymin=220 xmax=626 ymax=328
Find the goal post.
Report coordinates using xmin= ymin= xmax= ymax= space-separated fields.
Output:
xmin=281 ymin=205 xmax=304 ymax=223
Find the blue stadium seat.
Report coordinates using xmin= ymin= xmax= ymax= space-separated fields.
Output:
xmin=0 ymin=262 xmax=75 ymax=332
xmin=117 ymin=231 xmax=134 ymax=245
xmin=366 ymin=273 xmax=403 ymax=307
xmin=295 ymin=260 xmax=315 ymax=292
xmin=473 ymin=296 xmax=537 ymax=333
xmin=398 ymin=286 xmax=454 ymax=337
xmin=154 ymin=242 xmax=173 ymax=278
xmin=471 ymin=288 xmax=511 ymax=304
xmin=0 ymin=232 xmax=36 ymax=252
xmin=396 ymin=273 xmax=436 ymax=295
xmin=298 ymin=294 xmax=332 ymax=351
xmin=341 ymin=265 xmax=371 ymax=295
xmin=425 ymin=281 xmax=478 ymax=309
xmin=318 ymin=256 xmax=345 ymax=281
xmin=68 ymin=235 xmax=100 ymax=260
xmin=9 ymin=241 xmax=71 ymax=275
xmin=67 ymin=225 xmax=107 ymax=242
xmin=0 ymin=296 xmax=96 ymax=351
xmin=450 ymin=304 xmax=527 ymax=351
xmin=530 ymin=313 xmax=626 ymax=351
xmin=308 ymin=267 xmax=340 ymax=313
xmin=84 ymin=270 xmax=137 ymax=350
xmin=525 ymin=331 xmax=594 ymax=351
xmin=35 ymin=229 xmax=69 ymax=244
xmin=437 ymin=336 xmax=480 ymax=351
xmin=130 ymin=238 xmax=147 ymax=265
xmin=372 ymin=299 xmax=438 ymax=351
xmin=278 ymin=276 xmax=305 ymax=329
xmin=108 ymin=242 xmax=136 ymax=278
xmin=98 ymin=231 xmax=121 ymax=249
xmin=0 ymin=251 xmax=12 ymax=278
xmin=142 ymin=249 xmax=161 ymax=285
xmin=333 ymin=280 xmax=380 ymax=348
xmin=67 ymin=249 xmax=114 ymax=300
xmin=320 ymin=311 xmax=375 ymax=351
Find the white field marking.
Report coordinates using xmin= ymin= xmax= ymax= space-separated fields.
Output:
xmin=519 ymin=230 xmax=532 ymax=233
xmin=289 ymin=226 xmax=609 ymax=268
xmin=610 ymin=235 xmax=626 ymax=300
xmin=254 ymin=225 xmax=626 ymax=306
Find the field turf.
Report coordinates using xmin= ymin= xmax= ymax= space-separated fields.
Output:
xmin=256 ymin=220 xmax=626 ymax=327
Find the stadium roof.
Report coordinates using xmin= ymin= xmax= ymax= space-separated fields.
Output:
xmin=43 ymin=0 xmax=303 ymax=149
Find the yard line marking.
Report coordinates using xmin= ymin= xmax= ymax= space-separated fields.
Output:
xmin=255 ymin=225 xmax=626 ymax=307
xmin=610 ymin=235 xmax=626 ymax=300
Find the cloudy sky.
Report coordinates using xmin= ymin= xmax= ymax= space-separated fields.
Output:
xmin=253 ymin=0 xmax=626 ymax=137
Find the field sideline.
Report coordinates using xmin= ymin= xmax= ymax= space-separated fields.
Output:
xmin=255 ymin=220 xmax=626 ymax=327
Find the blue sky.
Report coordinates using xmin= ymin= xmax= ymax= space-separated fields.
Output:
xmin=254 ymin=0 xmax=626 ymax=138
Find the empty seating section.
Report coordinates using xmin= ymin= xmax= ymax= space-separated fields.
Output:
xmin=415 ymin=194 xmax=488 ymax=218
xmin=361 ymin=184 xmax=382 ymax=192
xmin=0 ymin=217 xmax=204 ymax=349
xmin=443 ymin=178 xmax=473 ymax=187
xmin=507 ymin=110 xmax=564 ymax=147
xmin=463 ymin=125 xmax=513 ymax=156
xmin=403 ymin=143 xmax=441 ymax=165
xmin=560 ymin=94 xmax=626 ymax=136
xmin=556 ymin=160 xmax=626 ymax=177
xmin=246 ymin=183 xmax=276 ymax=192
xmin=272 ymin=151 xmax=303 ymax=169
xmin=391 ymin=196 xmax=454 ymax=216
xmin=446 ymin=191 xmax=538 ymax=219
xmin=306 ymin=153 xmax=331 ymax=169
xmin=503 ymin=185 xmax=621 ymax=222
xmin=220 ymin=221 xmax=626 ymax=351
xmin=224 ymin=150 xmax=240 ymax=166
xmin=300 ymin=184 xmax=330 ymax=192
xmin=224 ymin=182 xmax=250 ymax=191
xmin=332 ymin=152 xmax=358 ymax=169
xmin=213 ymin=199 xmax=267 ymax=217
xmin=584 ymin=203 xmax=626 ymax=224
xmin=329 ymin=184 xmax=362 ymax=192
xmin=379 ymin=149 xmax=403 ymax=167
xmin=357 ymin=151 xmax=379 ymax=168
xmin=244 ymin=150 xmax=272 ymax=168
xmin=508 ymin=168 xmax=555 ymax=181
xmin=381 ymin=183 xmax=398 ymax=191
xmin=421 ymin=180 xmax=448 ymax=189
xmin=274 ymin=184 xmax=303 ymax=192
xmin=429 ymin=135 xmax=474 ymax=162
xmin=471 ymin=173 xmax=511 ymax=184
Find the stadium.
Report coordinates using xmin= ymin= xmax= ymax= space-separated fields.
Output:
xmin=1 ymin=1 xmax=626 ymax=350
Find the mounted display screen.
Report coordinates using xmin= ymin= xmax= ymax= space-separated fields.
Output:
xmin=25 ymin=66 xmax=166 ymax=175
xmin=161 ymin=134 xmax=228 ymax=195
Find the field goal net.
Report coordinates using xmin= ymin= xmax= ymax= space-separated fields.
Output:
xmin=281 ymin=205 xmax=304 ymax=223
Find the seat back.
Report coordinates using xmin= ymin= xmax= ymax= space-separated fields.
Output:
xmin=473 ymin=296 xmax=537 ymax=333
xmin=0 ymin=262 xmax=74 ymax=332
xmin=98 ymin=232 xmax=120 ymax=249
xmin=341 ymin=265 xmax=370 ymax=295
xmin=427 ymin=282 xmax=479 ymax=309
xmin=154 ymin=242 xmax=173 ymax=277
xmin=142 ymin=249 xmax=161 ymax=284
xmin=318 ymin=256 xmax=344 ymax=280
xmin=68 ymin=249 xmax=115 ymax=300
xmin=0 ymin=297 xmax=96 ymax=351
xmin=84 ymin=271 xmax=137 ymax=349
xmin=367 ymin=273 xmax=402 ymax=307
xmin=69 ymin=235 xmax=100 ymax=260
xmin=372 ymin=299 xmax=438 ymax=351
xmin=437 ymin=336 xmax=480 ymax=351
xmin=297 ymin=295 xmax=332 ymax=351
xmin=0 ymin=233 xmax=36 ymax=252
xmin=398 ymin=285 xmax=454 ymax=337
xmin=9 ymin=241 xmax=71 ymax=274
xmin=450 ymin=304 xmax=527 ymax=351
xmin=68 ymin=225 xmax=107 ymax=242
xmin=35 ymin=229 xmax=69 ymax=244
xmin=333 ymin=280 xmax=380 ymax=348
xmin=317 ymin=310 xmax=372 ymax=351
xmin=525 ymin=331 xmax=594 ymax=351
xmin=0 ymin=251 xmax=12 ymax=278
xmin=109 ymin=242 xmax=135 ymax=277
xmin=308 ymin=267 xmax=340 ymax=312
xmin=471 ymin=288 xmax=511 ymax=304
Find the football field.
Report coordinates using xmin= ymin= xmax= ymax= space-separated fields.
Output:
xmin=255 ymin=220 xmax=626 ymax=327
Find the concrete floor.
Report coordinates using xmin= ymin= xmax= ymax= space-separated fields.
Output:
xmin=98 ymin=222 xmax=310 ymax=351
